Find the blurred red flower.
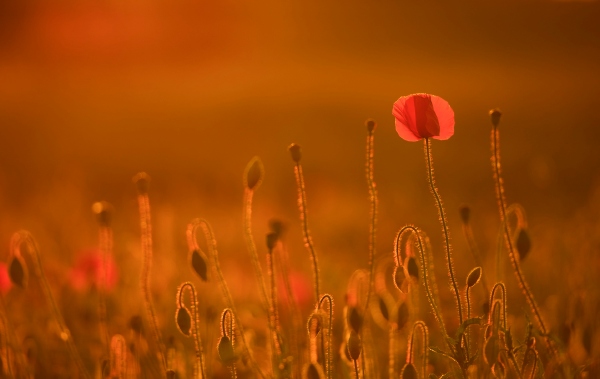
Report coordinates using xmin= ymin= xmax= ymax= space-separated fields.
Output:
xmin=70 ymin=249 xmax=118 ymax=292
xmin=0 ymin=262 xmax=11 ymax=295
xmin=392 ymin=93 xmax=454 ymax=141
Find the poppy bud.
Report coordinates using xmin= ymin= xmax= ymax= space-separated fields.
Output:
xmin=459 ymin=204 xmax=471 ymax=224
xmin=406 ymin=256 xmax=419 ymax=281
xmin=378 ymin=297 xmax=389 ymax=321
xmin=244 ymin=157 xmax=264 ymax=190
xmin=347 ymin=306 xmax=363 ymax=333
xmin=489 ymin=109 xmax=502 ymax=127
xmin=288 ymin=143 xmax=302 ymax=163
xmin=466 ymin=267 xmax=482 ymax=288
xmin=268 ymin=219 xmax=287 ymax=238
xmin=217 ymin=336 xmax=236 ymax=365
xmin=176 ymin=307 xmax=192 ymax=336
xmin=346 ymin=331 xmax=362 ymax=361
xmin=515 ymin=229 xmax=531 ymax=261
xmin=266 ymin=232 xmax=278 ymax=251
xmin=92 ymin=201 xmax=113 ymax=227
xmin=365 ymin=119 xmax=377 ymax=132
xmin=400 ymin=363 xmax=418 ymax=379
xmin=397 ymin=302 xmax=409 ymax=329
xmin=190 ymin=249 xmax=208 ymax=282
xmin=8 ymin=255 xmax=28 ymax=288
xmin=133 ymin=172 xmax=150 ymax=194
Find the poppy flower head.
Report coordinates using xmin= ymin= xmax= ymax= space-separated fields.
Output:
xmin=392 ymin=93 xmax=455 ymax=141
xmin=0 ymin=262 xmax=12 ymax=295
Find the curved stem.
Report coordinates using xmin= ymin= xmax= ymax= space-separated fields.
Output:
xmin=489 ymin=282 xmax=507 ymax=331
xmin=293 ymin=162 xmax=320 ymax=303
xmin=407 ymin=321 xmax=429 ymax=379
xmin=177 ymin=282 xmax=207 ymax=379
xmin=220 ymin=309 xmax=237 ymax=379
xmin=365 ymin=127 xmax=378 ymax=311
xmin=490 ymin=127 xmax=559 ymax=360
xmin=98 ymin=225 xmax=112 ymax=356
xmin=394 ymin=226 xmax=447 ymax=339
xmin=188 ymin=219 xmax=267 ymax=379
xmin=318 ymin=294 xmax=334 ymax=379
xmin=424 ymin=138 xmax=463 ymax=325
xmin=12 ymin=231 xmax=91 ymax=379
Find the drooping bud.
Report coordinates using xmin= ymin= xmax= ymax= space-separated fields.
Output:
xmin=378 ymin=297 xmax=389 ymax=321
xmin=400 ymin=362 xmax=418 ymax=379
xmin=176 ymin=307 xmax=192 ymax=336
xmin=489 ymin=109 xmax=502 ymax=127
xmin=288 ymin=143 xmax=302 ymax=163
xmin=459 ymin=204 xmax=471 ymax=224
xmin=244 ymin=156 xmax=264 ymax=190
xmin=515 ymin=229 xmax=531 ymax=261
xmin=346 ymin=331 xmax=362 ymax=361
xmin=218 ymin=336 xmax=236 ymax=366
xmin=406 ymin=256 xmax=419 ymax=281
xmin=190 ymin=249 xmax=208 ymax=282
xmin=8 ymin=255 xmax=28 ymax=289
xmin=347 ymin=306 xmax=363 ymax=334
xmin=397 ymin=302 xmax=409 ymax=329
xmin=466 ymin=267 xmax=482 ymax=288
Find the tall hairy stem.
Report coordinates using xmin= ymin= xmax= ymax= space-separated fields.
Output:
xmin=490 ymin=125 xmax=559 ymax=360
xmin=188 ymin=219 xmax=267 ymax=379
xmin=365 ymin=120 xmax=378 ymax=310
xmin=289 ymin=144 xmax=320 ymax=303
xmin=318 ymin=294 xmax=334 ymax=379
xmin=134 ymin=174 xmax=167 ymax=375
xmin=424 ymin=138 xmax=463 ymax=325
xmin=11 ymin=231 xmax=91 ymax=379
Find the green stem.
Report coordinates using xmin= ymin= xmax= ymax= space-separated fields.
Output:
xmin=424 ymin=138 xmax=463 ymax=325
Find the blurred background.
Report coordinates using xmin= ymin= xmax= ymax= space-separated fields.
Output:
xmin=1 ymin=0 xmax=599 ymax=374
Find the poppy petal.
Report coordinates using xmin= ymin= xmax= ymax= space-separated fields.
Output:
xmin=393 ymin=96 xmax=421 ymax=141
xmin=430 ymin=95 xmax=455 ymax=140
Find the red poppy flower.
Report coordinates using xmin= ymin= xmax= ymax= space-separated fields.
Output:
xmin=392 ymin=93 xmax=454 ymax=141
xmin=0 ymin=262 xmax=11 ymax=295
xmin=69 ymin=249 xmax=118 ymax=292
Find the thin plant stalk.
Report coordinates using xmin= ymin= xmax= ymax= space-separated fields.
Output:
xmin=133 ymin=173 xmax=167 ymax=375
xmin=10 ymin=231 xmax=91 ymax=379
xmin=424 ymin=137 xmax=463 ymax=325
xmin=177 ymin=282 xmax=207 ymax=379
xmin=220 ymin=309 xmax=237 ymax=379
xmin=187 ymin=219 xmax=267 ymax=379
xmin=364 ymin=119 xmax=378 ymax=310
xmin=265 ymin=236 xmax=283 ymax=374
xmin=459 ymin=206 xmax=490 ymax=297
xmin=93 ymin=201 xmax=113 ymax=358
xmin=489 ymin=122 xmax=559 ymax=360
xmin=289 ymin=144 xmax=320 ymax=303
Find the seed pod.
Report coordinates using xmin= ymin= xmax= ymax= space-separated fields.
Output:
xmin=378 ymin=297 xmax=389 ymax=321
xmin=217 ymin=336 xmax=236 ymax=366
xmin=8 ymin=255 xmax=28 ymax=288
xmin=347 ymin=306 xmax=363 ymax=334
xmin=176 ymin=307 xmax=192 ymax=336
xmin=466 ymin=267 xmax=482 ymax=288
xmin=288 ymin=144 xmax=302 ymax=163
xmin=266 ymin=232 xmax=278 ymax=251
xmin=132 ymin=172 xmax=150 ymax=194
xmin=244 ymin=157 xmax=264 ymax=190
xmin=400 ymin=362 xmax=418 ymax=379
xmin=516 ymin=229 xmax=531 ymax=261
xmin=365 ymin=119 xmax=377 ymax=132
xmin=459 ymin=205 xmax=471 ymax=224
xmin=347 ymin=331 xmax=362 ymax=361
xmin=406 ymin=256 xmax=419 ymax=281
xmin=190 ymin=249 xmax=208 ymax=282
xmin=489 ymin=109 xmax=502 ymax=127
xmin=303 ymin=363 xmax=324 ymax=379
xmin=397 ymin=302 xmax=409 ymax=330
